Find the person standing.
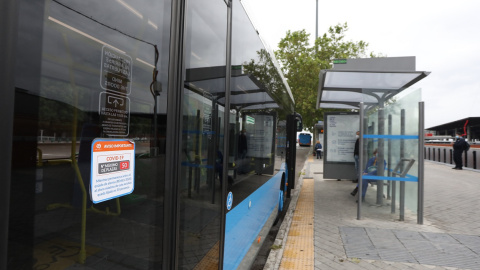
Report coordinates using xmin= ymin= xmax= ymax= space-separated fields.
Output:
xmin=237 ymin=128 xmax=248 ymax=174
xmin=314 ymin=141 xmax=322 ymax=159
xmin=453 ymin=132 xmax=467 ymax=170
xmin=353 ymin=131 xmax=360 ymax=183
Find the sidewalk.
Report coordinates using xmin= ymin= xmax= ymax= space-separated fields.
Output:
xmin=265 ymin=156 xmax=480 ymax=269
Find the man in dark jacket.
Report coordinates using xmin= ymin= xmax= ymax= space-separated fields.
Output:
xmin=453 ymin=132 xmax=467 ymax=170
xmin=353 ymin=131 xmax=360 ymax=182
xmin=237 ymin=128 xmax=248 ymax=173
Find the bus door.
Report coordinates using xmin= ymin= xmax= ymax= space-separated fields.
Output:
xmin=286 ymin=113 xmax=303 ymax=197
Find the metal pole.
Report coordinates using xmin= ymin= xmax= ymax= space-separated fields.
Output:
xmin=450 ymin=149 xmax=453 ymax=164
xmin=153 ymin=97 xmax=159 ymax=156
xmin=357 ymin=103 xmax=364 ymax=220
xmin=370 ymin=121 xmax=375 ymax=154
xmin=418 ymin=102 xmax=425 ymax=224
xmin=195 ymin=110 xmax=201 ymax=192
xmin=387 ymin=115 xmax=392 ymax=200
xmin=464 ymin=149 xmax=468 ymax=168
xmin=315 ymin=0 xmax=318 ymax=40
xmin=377 ymin=102 xmax=385 ymax=205
xmin=0 ymin=1 xmax=18 ymax=267
xmin=474 ymin=151 xmax=477 ymax=170
xmin=388 ymin=115 xmax=393 ymax=205
xmin=163 ymin=0 xmax=186 ymax=267
xmin=400 ymin=109 xmax=405 ymax=221
xmin=219 ymin=1 xmax=233 ymax=266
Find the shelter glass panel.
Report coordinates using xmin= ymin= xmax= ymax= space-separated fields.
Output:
xmin=360 ymin=88 xmax=421 ymax=222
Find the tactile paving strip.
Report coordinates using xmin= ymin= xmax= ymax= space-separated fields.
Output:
xmin=193 ymin=241 xmax=219 ymax=270
xmin=280 ymin=178 xmax=315 ymax=269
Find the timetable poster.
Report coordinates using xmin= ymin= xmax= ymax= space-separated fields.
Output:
xmin=326 ymin=114 xmax=359 ymax=163
xmin=246 ymin=114 xmax=274 ymax=158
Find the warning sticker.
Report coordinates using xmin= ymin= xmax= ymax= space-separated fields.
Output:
xmin=100 ymin=46 xmax=132 ymax=95
xmin=99 ymin=92 xmax=130 ymax=136
xmin=91 ymin=139 xmax=135 ymax=204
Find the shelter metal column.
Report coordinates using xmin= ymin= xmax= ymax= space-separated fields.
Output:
xmin=418 ymin=102 xmax=425 ymax=224
xmin=376 ymin=100 xmax=385 ymax=205
xmin=400 ymin=109 xmax=406 ymax=221
xmin=357 ymin=103 xmax=364 ymax=220
xmin=388 ymin=114 xmax=393 ymax=202
xmin=210 ymin=104 xmax=219 ymax=204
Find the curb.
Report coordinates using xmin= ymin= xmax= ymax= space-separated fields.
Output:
xmin=263 ymin=162 xmax=309 ymax=270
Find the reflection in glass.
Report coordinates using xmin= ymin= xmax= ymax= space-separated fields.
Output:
xmin=222 ymin=0 xmax=295 ymax=268
xmin=10 ymin=0 xmax=171 ymax=268
xmin=180 ymin=0 xmax=227 ymax=269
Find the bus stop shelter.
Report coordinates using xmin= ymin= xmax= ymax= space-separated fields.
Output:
xmin=316 ymin=56 xmax=430 ymax=223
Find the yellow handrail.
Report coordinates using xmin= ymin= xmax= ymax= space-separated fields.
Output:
xmin=37 ymin=148 xmax=43 ymax=167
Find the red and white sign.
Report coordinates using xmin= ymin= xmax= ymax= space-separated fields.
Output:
xmin=91 ymin=138 xmax=135 ymax=203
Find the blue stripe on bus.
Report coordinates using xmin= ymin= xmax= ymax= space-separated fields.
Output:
xmin=224 ymin=165 xmax=285 ymax=269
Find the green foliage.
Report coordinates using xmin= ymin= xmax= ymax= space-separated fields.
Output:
xmin=275 ymin=23 xmax=378 ymax=131
xmin=242 ymin=48 xmax=294 ymax=121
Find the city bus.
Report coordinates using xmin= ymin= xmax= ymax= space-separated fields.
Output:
xmin=1 ymin=1 xmax=302 ymax=269
xmin=298 ymin=132 xmax=313 ymax=146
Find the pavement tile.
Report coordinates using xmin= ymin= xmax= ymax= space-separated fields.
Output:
xmin=269 ymin=159 xmax=480 ymax=269
xmin=420 ymin=232 xmax=458 ymax=243
xmin=393 ymin=229 xmax=426 ymax=241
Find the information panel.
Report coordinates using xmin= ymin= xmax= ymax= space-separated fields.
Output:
xmin=99 ymin=92 xmax=130 ymax=136
xmin=90 ymin=139 xmax=135 ymax=204
xmin=100 ymin=46 xmax=132 ymax=95
xmin=99 ymin=46 xmax=132 ymax=137
xmin=246 ymin=114 xmax=274 ymax=158
xmin=326 ymin=114 xmax=359 ymax=163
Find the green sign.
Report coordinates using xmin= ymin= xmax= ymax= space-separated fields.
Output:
xmin=246 ymin=115 xmax=255 ymax=124
xmin=333 ymin=59 xmax=347 ymax=64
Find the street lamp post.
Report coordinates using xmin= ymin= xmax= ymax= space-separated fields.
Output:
xmin=316 ymin=0 xmax=318 ymax=39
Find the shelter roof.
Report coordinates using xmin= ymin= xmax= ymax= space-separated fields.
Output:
xmin=316 ymin=57 xmax=430 ymax=109
xmin=186 ymin=66 xmax=294 ymax=112
xmin=427 ymin=117 xmax=480 ymax=130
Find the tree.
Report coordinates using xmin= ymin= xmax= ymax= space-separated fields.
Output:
xmin=275 ymin=23 xmax=376 ymax=130
xmin=242 ymin=48 xmax=294 ymax=121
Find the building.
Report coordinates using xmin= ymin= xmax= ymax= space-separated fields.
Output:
xmin=427 ymin=117 xmax=480 ymax=142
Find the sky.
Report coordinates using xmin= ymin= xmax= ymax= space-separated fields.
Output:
xmin=241 ymin=0 xmax=480 ymax=128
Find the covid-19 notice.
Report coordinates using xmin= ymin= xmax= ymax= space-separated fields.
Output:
xmin=91 ymin=138 xmax=135 ymax=204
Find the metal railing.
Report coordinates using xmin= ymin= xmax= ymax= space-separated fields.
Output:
xmin=424 ymin=144 xmax=478 ymax=170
